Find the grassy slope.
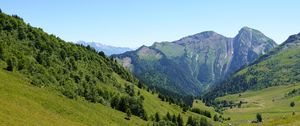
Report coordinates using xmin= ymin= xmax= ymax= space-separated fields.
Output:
xmin=0 ymin=69 xmax=220 ymax=125
xmin=192 ymin=100 xmax=218 ymax=116
xmin=141 ymin=89 xmax=218 ymax=125
xmin=217 ymin=84 xmax=300 ymax=126
xmin=0 ymin=70 xmax=147 ymax=126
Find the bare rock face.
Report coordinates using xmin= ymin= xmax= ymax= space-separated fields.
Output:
xmin=227 ymin=27 xmax=277 ymax=77
xmin=205 ymin=32 xmax=300 ymax=99
xmin=113 ymin=27 xmax=277 ymax=95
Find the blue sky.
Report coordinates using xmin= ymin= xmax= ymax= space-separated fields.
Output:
xmin=2 ymin=0 xmax=300 ymax=48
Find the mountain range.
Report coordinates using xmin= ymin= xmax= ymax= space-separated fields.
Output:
xmin=76 ymin=41 xmax=132 ymax=55
xmin=113 ymin=27 xmax=277 ymax=95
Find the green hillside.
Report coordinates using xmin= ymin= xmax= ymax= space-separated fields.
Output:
xmin=204 ymin=33 xmax=300 ymax=99
xmin=217 ymin=84 xmax=300 ymax=125
xmin=0 ymin=69 xmax=147 ymax=126
xmin=0 ymin=11 xmax=219 ymax=126
xmin=0 ymin=69 xmax=220 ymax=125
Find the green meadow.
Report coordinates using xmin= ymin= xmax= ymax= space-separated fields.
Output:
xmin=217 ymin=84 xmax=300 ymax=125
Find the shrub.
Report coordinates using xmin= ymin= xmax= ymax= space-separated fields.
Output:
xmin=256 ymin=113 xmax=262 ymax=122
xmin=290 ymin=101 xmax=295 ymax=107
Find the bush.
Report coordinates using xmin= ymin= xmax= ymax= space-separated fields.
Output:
xmin=290 ymin=101 xmax=295 ymax=107
xmin=6 ymin=56 xmax=18 ymax=71
xmin=190 ymin=108 xmax=211 ymax=118
xmin=155 ymin=112 xmax=160 ymax=122
xmin=186 ymin=116 xmax=210 ymax=126
xmin=213 ymin=114 xmax=219 ymax=121
xmin=256 ymin=113 xmax=262 ymax=122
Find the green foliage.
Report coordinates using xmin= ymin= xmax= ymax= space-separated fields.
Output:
xmin=213 ymin=114 xmax=219 ymax=122
xmin=6 ymin=56 xmax=17 ymax=71
xmin=172 ymin=114 xmax=177 ymax=124
xmin=290 ymin=101 xmax=295 ymax=107
xmin=126 ymin=107 xmax=132 ymax=120
xmin=190 ymin=108 xmax=211 ymax=118
xmin=166 ymin=112 xmax=172 ymax=121
xmin=155 ymin=112 xmax=161 ymax=122
xmin=286 ymin=88 xmax=300 ymax=97
xmin=176 ymin=114 xmax=184 ymax=126
xmin=186 ymin=116 xmax=210 ymax=126
xmin=125 ymin=84 xmax=135 ymax=96
xmin=256 ymin=113 xmax=262 ymax=122
xmin=110 ymin=95 xmax=146 ymax=119
xmin=0 ymin=12 xmax=146 ymax=120
xmin=0 ymin=70 xmax=149 ymax=126
xmin=186 ymin=116 xmax=195 ymax=126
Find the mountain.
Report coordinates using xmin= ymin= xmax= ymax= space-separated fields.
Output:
xmin=0 ymin=11 xmax=217 ymax=125
xmin=113 ymin=27 xmax=277 ymax=95
xmin=76 ymin=41 xmax=132 ymax=55
xmin=204 ymin=32 xmax=300 ymax=99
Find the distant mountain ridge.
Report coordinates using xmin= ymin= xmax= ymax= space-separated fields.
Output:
xmin=76 ymin=41 xmax=132 ymax=55
xmin=114 ymin=27 xmax=277 ymax=95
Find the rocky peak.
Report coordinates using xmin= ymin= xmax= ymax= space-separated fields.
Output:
xmin=227 ymin=27 xmax=277 ymax=76
xmin=235 ymin=27 xmax=277 ymax=46
xmin=174 ymin=31 xmax=227 ymax=45
xmin=285 ymin=32 xmax=300 ymax=44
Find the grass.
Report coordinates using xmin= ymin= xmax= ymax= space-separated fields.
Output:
xmin=192 ymin=100 xmax=217 ymax=116
xmin=153 ymin=42 xmax=185 ymax=58
xmin=0 ymin=70 xmax=147 ymax=126
xmin=138 ymin=86 xmax=220 ymax=125
xmin=217 ymin=84 xmax=300 ymax=125
xmin=0 ymin=69 xmax=221 ymax=125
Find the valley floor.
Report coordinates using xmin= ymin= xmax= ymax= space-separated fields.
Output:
xmin=217 ymin=84 xmax=300 ymax=125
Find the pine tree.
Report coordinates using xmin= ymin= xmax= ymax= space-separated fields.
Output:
xmin=125 ymin=108 xmax=131 ymax=120
xmin=166 ymin=112 xmax=172 ymax=121
xmin=213 ymin=114 xmax=219 ymax=121
xmin=6 ymin=57 xmax=17 ymax=71
xmin=186 ymin=116 xmax=194 ymax=126
xmin=177 ymin=114 xmax=184 ymax=126
xmin=290 ymin=101 xmax=295 ymax=107
xmin=155 ymin=112 xmax=160 ymax=122
xmin=172 ymin=114 xmax=177 ymax=123
xmin=256 ymin=113 xmax=262 ymax=122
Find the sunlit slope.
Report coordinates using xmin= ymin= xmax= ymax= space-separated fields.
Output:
xmin=217 ymin=84 xmax=300 ymax=125
xmin=0 ymin=70 xmax=147 ymax=126
xmin=0 ymin=69 xmax=222 ymax=125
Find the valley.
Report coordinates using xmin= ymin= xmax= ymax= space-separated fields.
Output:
xmin=217 ymin=84 xmax=300 ymax=125
xmin=0 ymin=5 xmax=300 ymax=126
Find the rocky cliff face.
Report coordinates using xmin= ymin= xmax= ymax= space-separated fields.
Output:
xmin=227 ymin=27 xmax=278 ymax=77
xmin=204 ymin=32 xmax=300 ymax=99
xmin=113 ymin=27 xmax=277 ymax=95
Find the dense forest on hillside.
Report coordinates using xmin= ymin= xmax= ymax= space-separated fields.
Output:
xmin=0 ymin=11 xmax=203 ymax=123
xmin=0 ymin=11 xmax=151 ymax=119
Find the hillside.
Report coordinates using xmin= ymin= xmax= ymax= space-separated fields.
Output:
xmin=0 ymin=69 xmax=221 ymax=125
xmin=0 ymin=70 xmax=147 ymax=126
xmin=0 ymin=11 xmax=219 ymax=125
xmin=114 ymin=27 xmax=277 ymax=95
xmin=216 ymin=84 xmax=300 ymax=125
xmin=204 ymin=33 xmax=300 ymax=99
